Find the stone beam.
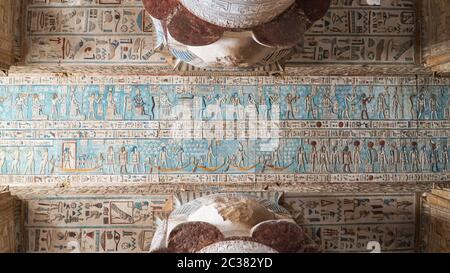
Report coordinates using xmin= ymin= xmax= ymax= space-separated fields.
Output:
xmin=0 ymin=189 xmax=16 ymax=253
xmin=0 ymin=0 xmax=22 ymax=72
xmin=421 ymin=0 xmax=450 ymax=75
xmin=421 ymin=187 xmax=450 ymax=252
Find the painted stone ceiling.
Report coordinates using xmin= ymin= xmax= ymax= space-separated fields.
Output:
xmin=18 ymin=0 xmax=421 ymax=75
xmin=19 ymin=192 xmax=417 ymax=253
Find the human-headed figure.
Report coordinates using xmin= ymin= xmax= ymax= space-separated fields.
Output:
xmin=430 ymin=142 xmax=440 ymax=172
xmin=15 ymin=94 xmax=27 ymax=120
xmin=177 ymin=146 xmax=185 ymax=168
xmin=39 ymin=148 xmax=49 ymax=174
xmin=400 ymin=144 xmax=409 ymax=172
xmin=417 ymin=93 xmax=425 ymax=120
xmin=392 ymin=87 xmax=400 ymax=119
xmin=88 ymin=93 xmax=97 ymax=120
xmin=442 ymin=145 xmax=449 ymax=171
xmin=429 ymin=93 xmax=440 ymax=120
xmin=62 ymin=147 xmax=73 ymax=169
xmin=420 ymin=144 xmax=428 ymax=172
xmin=134 ymin=88 xmax=146 ymax=116
xmin=318 ymin=145 xmax=329 ymax=173
xmin=272 ymin=145 xmax=281 ymax=167
xmin=0 ymin=149 xmax=6 ymax=174
xmin=106 ymin=88 xmax=118 ymax=120
xmin=310 ymin=141 xmax=318 ymax=173
xmin=377 ymin=89 xmax=388 ymax=119
xmin=106 ymin=146 xmax=116 ymax=174
xmin=410 ymin=142 xmax=420 ymax=172
xmin=389 ymin=142 xmax=400 ymax=172
xmin=247 ymin=93 xmax=259 ymax=117
xmin=378 ymin=141 xmax=388 ymax=172
xmin=305 ymin=87 xmax=316 ymax=119
xmin=342 ymin=145 xmax=352 ymax=173
xmin=207 ymin=141 xmax=215 ymax=167
xmin=131 ymin=146 xmax=141 ymax=173
xmin=367 ymin=142 xmax=377 ymax=172
xmin=119 ymin=146 xmax=128 ymax=174
xmin=360 ymin=93 xmax=373 ymax=120
xmin=285 ymin=93 xmax=298 ymax=120
xmin=331 ymin=144 xmax=340 ymax=173
xmin=296 ymin=145 xmax=308 ymax=173
xmin=160 ymin=146 xmax=168 ymax=168
xmin=353 ymin=141 xmax=361 ymax=173
xmin=235 ymin=143 xmax=247 ymax=168
xmin=11 ymin=147 xmax=20 ymax=174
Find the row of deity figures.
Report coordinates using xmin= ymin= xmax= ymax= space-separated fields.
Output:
xmin=0 ymin=147 xmax=58 ymax=175
xmin=0 ymin=141 xmax=245 ymax=175
xmin=0 ymin=145 xmax=146 ymax=175
xmin=4 ymin=85 xmax=448 ymax=121
xmin=0 ymin=141 xmax=449 ymax=175
xmin=9 ymin=87 xmax=157 ymax=121
xmin=283 ymin=85 xmax=447 ymax=120
xmin=289 ymin=140 xmax=448 ymax=174
xmin=1 ymin=139 xmax=447 ymax=175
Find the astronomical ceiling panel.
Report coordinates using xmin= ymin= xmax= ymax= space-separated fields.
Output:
xmin=23 ymin=0 xmax=417 ymax=68
xmin=0 ymin=75 xmax=449 ymax=188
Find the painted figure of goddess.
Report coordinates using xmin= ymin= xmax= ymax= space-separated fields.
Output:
xmin=106 ymin=89 xmax=118 ymax=120
xmin=342 ymin=146 xmax=352 ymax=173
xmin=420 ymin=145 xmax=428 ymax=172
xmin=0 ymin=149 xmax=6 ymax=174
xmin=331 ymin=145 xmax=340 ymax=172
xmin=10 ymin=148 xmax=20 ymax=174
xmin=285 ymin=93 xmax=298 ymax=120
xmin=39 ymin=148 xmax=49 ymax=174
xmin=63 ymin=147 xmax=75 ymax=169
xmin=105 ymin=146 xmax=116 ymax=174
xmin=429 ymin=94 xmax=440 ymax=120
xmin=130 ymin=146 xmax=141 ymax=173
xmin=410 ymin=143 xmax=420 ymax=172
xmin=392 ymin=88 xmax=400 ymax=119
xmin=134 ymin=89 xmax=146 ymax=116
xmin=318 ymin=146 xmax=329 ymax=173
xmin=119 ymin=146 xmax=128 ymax=174
xmin=442 ymin=145 xmax=448 ymax=171
xmin=25 ymin=148 xmax=35 ymax=174
xmin=310 ymin=142 xmax=318 ymax=173
xmin=296 ymin=146 xmax=308 ymax=173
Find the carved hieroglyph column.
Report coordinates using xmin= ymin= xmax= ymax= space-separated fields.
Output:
xmin=0 ymin=190 xmax=16 ymax=253
xmin=421 ymin=0 xmax=450 ymax=74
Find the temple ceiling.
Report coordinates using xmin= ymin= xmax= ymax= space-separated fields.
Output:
xmin=1 ymin=0 xmax=432 ymax=76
